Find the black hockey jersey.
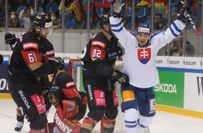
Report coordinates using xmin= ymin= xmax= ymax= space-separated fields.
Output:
xmin=8 ymin=31 xmax=55 ymax=88
xmin=51 ymin=70 xmax=81 ymax=102
xmin=82 ymin=31 xmax=123 ymax=80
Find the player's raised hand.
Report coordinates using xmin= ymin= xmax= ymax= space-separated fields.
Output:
xmin=112 ymin=0 xmax=125 ymax=18
xmin=5 ymin=33 xmax=16 ymax=45
xmin=177 ymin=0 xmax=195 ymax=30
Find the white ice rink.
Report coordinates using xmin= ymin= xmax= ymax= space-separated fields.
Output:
xmin=1 ymin=99 xmax=203 ymax=133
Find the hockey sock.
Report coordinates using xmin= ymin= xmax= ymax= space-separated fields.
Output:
xmin=137 ymin=119 xmax=145 ymax=133
xmin=101 ymin=117 xmax=116 ymax=133
xmin=137 ymin=115 xmax=153 ymax=133
xmin=80 ymin=117 xmax=97 ymax=133
xmin=15 ymin=107 xmax=24 ymax=131
xmin=124 ymin=108 xmax=139 ymax=133
xmin=17 ymin=114 xmax=24 ymax=122
xmin=14 ymin=121 xmax=24 ymax=131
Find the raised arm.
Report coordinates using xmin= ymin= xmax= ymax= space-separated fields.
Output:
xmin=152 ymin=2 xmax=192 ymax=49
xmin=109 ymin=0 xmax=135 ymax=48
xmin=152 ymin=19 xmax=185 ymax=49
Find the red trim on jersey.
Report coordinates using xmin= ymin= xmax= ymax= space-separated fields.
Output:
xmin=46 ymin=50 xmax=55 ymax=56
xmin=92 ymin=41 xmax=106 ymax=48
xmin=65 ymin=81 xmax=75 ymax=88
xmin=23 ymin=42 xmax=39 ymax=50
xmin=45 ymin=50 xmax=55 ymax=63
xmin=63 ymin=88 xmax=80 ymax=99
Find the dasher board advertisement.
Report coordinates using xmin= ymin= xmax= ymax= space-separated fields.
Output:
xmin=154 ymin=70 xmax=184 ymax=108
xmin=184 ymin=73 xmax=203 ymax=112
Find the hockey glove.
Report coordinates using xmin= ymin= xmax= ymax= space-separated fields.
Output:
xmin=5 ymin=33 xmax=18 ymax=50
xmin=5 ymin=33 xmax=16 ymax=45
xmin=176 ymin=1 xmax=192 ymax=24
xmin=48 ymin=57 xmax=64 ymax=70
xmin=112 ymin=70 xmax=129 ymax=86
xmin=112 ymin=0 xmax=125 ymax=18
xmin=49 ymin=85 xmax=60 ymax=106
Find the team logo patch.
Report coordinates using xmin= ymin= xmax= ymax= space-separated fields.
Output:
xmin=137 ymin=48 xmax=151 ymax=64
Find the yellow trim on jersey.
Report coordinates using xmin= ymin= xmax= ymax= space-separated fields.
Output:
xmin=29 ymin=61 xmax=42 ymax=71
xmin=156 ymin=104 xmax=203 ymax=119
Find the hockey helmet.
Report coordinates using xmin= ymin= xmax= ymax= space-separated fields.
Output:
xmin=100 ymin=14 xmax=110 ymax=28
xmin=137 ymin=22 xmax=151 ymax=35
xmin=32 ymin=14 xmax=52 ymax=28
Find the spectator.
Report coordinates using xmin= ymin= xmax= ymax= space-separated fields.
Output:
xmin=36 ymin=0 xmax=45 ymax=15
xmin=184 ymin=41 xmax=195 ymax=57
xmin=49 ymin=11 xmax=61 ymax=29
xmin=64 ymin=9 xmax=77 ymax=29
xmin=153 ymin=13 xmax=167 ymax=31
xmin=19 ymin=6 xmax=33 ymax=28
xmin=58 ymin=0 xmax=83 ymax=29
xmin=45 ymin=0 xmax=59 ymax=16
xmin=169 ymin=41 xmax=183 ymax=56
xmin=8 ymin=11 xmax=20 ymax=27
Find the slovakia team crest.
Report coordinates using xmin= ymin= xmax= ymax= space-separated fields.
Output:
xmin=137 ymin=48 xmax=151 ymax=64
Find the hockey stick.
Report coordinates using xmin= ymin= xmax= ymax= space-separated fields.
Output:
xmin=180 ymin=0 xmax=197 ymax=31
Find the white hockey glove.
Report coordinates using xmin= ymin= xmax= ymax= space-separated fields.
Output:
xmin=112 ymin=0 xmax=125 ymax=18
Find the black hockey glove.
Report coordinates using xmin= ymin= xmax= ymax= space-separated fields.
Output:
xmin=48 ymin=85 xmax=60 ymax=106
xmin=48 ymin=57 xmax=64 ymax=70
xmin=112 ymin=0 xmax=125 ymax=18
xmin=108 ymin=46 xmax=123 ymax=59
xmin=5 ymin=33 xmax=17 ymax=45
xmin=176 ymin=1 xmax=192 ymax=24
xmin=112 ymin=70 xmax=129 ymax=86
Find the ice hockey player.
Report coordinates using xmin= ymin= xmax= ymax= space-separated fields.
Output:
xmin=7 ymin=14 xmax=62 ymax=133
xmin=110 ymin=0 xmax=190 ymax=133
xmin=80 ymin=14 xmax=129 ymax=133
xmin=47 ymin=60 xmax=87 ymax=133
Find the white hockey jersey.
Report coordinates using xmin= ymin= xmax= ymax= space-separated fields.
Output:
xmin=110 ymin=16 xmax=185 ymax=88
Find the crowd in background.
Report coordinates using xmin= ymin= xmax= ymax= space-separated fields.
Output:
xmin=0 ymin=0 xmax=200 ymax=30
xmin=0 ymin=0 xmax=201 ymax=56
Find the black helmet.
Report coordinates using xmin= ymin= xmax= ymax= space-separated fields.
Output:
xmin=100 ymin=14 xmax=110 ymax=28
xmin=32 ymin=14 xmax=52 ymax=28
